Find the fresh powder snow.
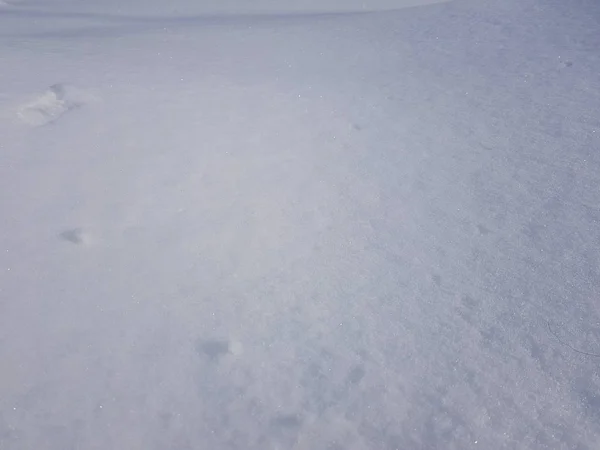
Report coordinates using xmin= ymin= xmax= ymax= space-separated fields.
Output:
xmin=1 ymin=0 xmax=599 ymax=449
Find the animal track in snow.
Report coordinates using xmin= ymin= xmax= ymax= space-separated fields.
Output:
xmin=195 ymin=338 xmax=243 ymax=362
xmin=59 ymin=228 xmax=92 ymax=246
xmin=17 ymin=83 xmax=95 ymax=126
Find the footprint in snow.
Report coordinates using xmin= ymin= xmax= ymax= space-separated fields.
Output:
xmin=59 ymin=228 xmax=92 ymax=246
xmin=195 ymin=338 xmax=243 ymax=362
xmin=18 ymin=83 xmax=95 ymax=126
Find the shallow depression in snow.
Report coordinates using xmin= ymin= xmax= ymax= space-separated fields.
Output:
xmin=17 ymin=83 xmax=97 ymax=126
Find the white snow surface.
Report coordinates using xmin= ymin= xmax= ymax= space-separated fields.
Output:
xmin=1 ymin=0 xmax=600 ymax=449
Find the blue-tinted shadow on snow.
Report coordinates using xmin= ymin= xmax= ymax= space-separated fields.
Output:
xmin=0 ymin=1 xmax=449 ymax=39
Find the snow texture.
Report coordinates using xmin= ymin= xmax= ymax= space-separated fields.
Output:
xmin=1 ymin=0 xmax=599 ymax=449
xmin=17 ymin=84 xmax=95 ymax=126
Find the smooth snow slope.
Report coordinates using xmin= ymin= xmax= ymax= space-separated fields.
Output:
xmin=0 ymin=0 xmax=450 ymax=16
xmin=1 ymin=0 xmax=600 ymax=449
